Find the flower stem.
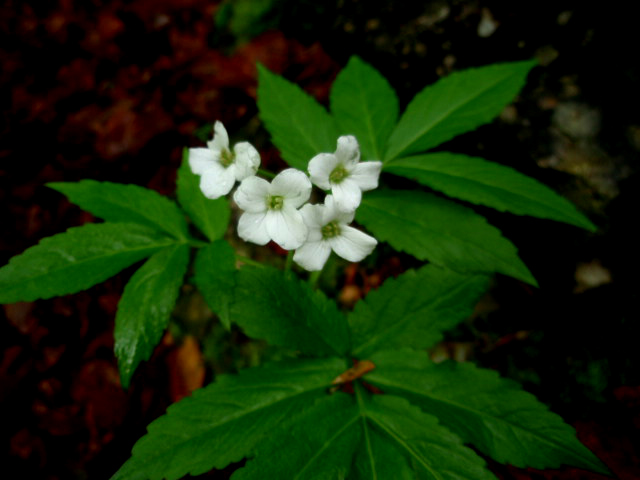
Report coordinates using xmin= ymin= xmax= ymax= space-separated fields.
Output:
xmin=308 ymin=270 xmax=322 ymax=289
xmin=258 ymin=168 xmax=276 ymax=179
xmin=284 ymin=250 xmax=293 ymax=272
xmin=235 ymin=254 xmax=264 ymax=268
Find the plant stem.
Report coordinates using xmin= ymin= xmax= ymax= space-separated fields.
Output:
xmin=308 ymin=270 xmax=322 ymax=289
xmin=258 ymin=168 xmax=276 ymax=179
xmin=235 ymin=254 xmax=264 ymax=268
xmin=284 ymin=250 xmax=293 ymax=272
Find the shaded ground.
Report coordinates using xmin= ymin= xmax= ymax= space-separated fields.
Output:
xmin=1 ymin=0 xmax=639 ymax=478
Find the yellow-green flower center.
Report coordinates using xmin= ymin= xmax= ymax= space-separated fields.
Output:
xmin=267 ymin=195 xmax=284 ymax=210
xmin=329 ymin=165 xmax=349 ymax=184
xmin=220 ymin=148 xmax=235 ymax=168
xmin=321 ymin=221 xmax=341 ymax=239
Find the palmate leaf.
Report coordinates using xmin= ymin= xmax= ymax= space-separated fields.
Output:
xmin=365 ymin=350 xmax=609 ymax=475
xmin=385 ymin=152 xmax=596 ymax=231
xmin=111 ymin=357 xmax=345 ymax=480
xmin=230 ymin=267 xmax=350 ymax=356
xmin=176 ymin=148 xmax=231 ymax=241
xmin=349 ymin=264 xmax=489 ymax=357
xmin=257 ymin=64 xmax=339 ymax=170
xmin=330 ymin=56 xmax=399 ymax=161
xmin=193 ymin=239 xmax=237 ymax=329
xmin=48 ymin=180 xmax=190 ymax=240
xmin=234 ymin=391 xmax=495 ymax=480
xmin=0 ymin=223 xmax=176 ymax=303
xmin=356 ymin=189 xmax=537 ymax=285
xmin=115 ymin=243 xmax=190 ymax=388
xmin=385 ymin=60 xmax=536 ymax=161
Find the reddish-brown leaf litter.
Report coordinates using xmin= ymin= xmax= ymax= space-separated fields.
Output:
xmin=1 ymin=1 xmax=639 ymax=479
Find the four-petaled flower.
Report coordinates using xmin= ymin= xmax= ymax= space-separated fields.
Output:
xmin=293 ymin=195 xmax=377 ymax=271
xmin=234 ymin=169 xmax=312 ymax=250
xmin=308 ymin=135 xmax=382 ymax=212
xmin=189 ymin=121 xmax=260 ymax=199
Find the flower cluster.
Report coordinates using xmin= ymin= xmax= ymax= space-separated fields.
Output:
xmin=189 ymin=122 xmax=382 ymax=271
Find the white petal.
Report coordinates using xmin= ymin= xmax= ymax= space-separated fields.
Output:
xmin=270 ymin=168 xmax=311 ymax=208
xmin=233 ymin=142 xmax=261 ymax=180
xmin=199 ymin=163 xmax=235 ymax=199
xmin=234 ymin=176 xmax=269 ymax=213
xmin=335 ymin=135 xmax=360 ymax=167
xmin=350 ymin=161 xmax=382 ymax=191
xmin=265 ymin=207 xmax=308 ymax=250
xmin=331 ymin=179 xmax=362 ymax=212
xmin=299 ymin=203 xmax=325 ymax=233
xmin=293 ymin=241 xmax=331 ymax=271
xmin=308 ymin=153 xmax=337 ymax=190
xmin=206 ymin=121 xmax=229 ymax=152
xmin=189 ymin=148 xmax=218 ymax=175
xmin=237 ymin=211 xmax=270 ymax=245
xmin=330 ymin=226 xmax=377 ymax=262
xmin=323 ymin=195 xmax=354 ymax=224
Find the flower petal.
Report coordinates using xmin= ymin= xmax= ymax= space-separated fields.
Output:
xmin=237 ymin=211 xmax=270 ymax=245
xmin=308 ymin=153 xmax=338 ymax=190
xmin=234 ymin=176 xmax=269 ymax=213
xmin=293 ymin=240 xmax=331 ymax=271
xmin=233 ymin=141 xmax=261 ymax=180
xmin=207 ymin=121 xmax=229 ymax=152
xmin=350 ymin=161 xmax=382 ymax=192
xmin=335 ymin=135 xmax=360 ymax=168
xmin=199 ymin=163 xmax=235 ymax=199
xmin=189 ymin=147 xmax=218 ymax=175
xmin=265 ymin=207 xmax=308 ymax=250
xmin=299 ymin=204 xmax=325 ymax=234
xmin=270 ymin=168 xmax=312 ymax=208
xmin=331 ymin=178 xmax=362 ymax=212
xmin=330 ymin=225 xmax=377 ymax=262
xmin=323 ymin=195 xmax=354 ymax=224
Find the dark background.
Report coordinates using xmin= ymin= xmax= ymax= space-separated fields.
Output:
xmin=1 ymin=0 xmax=639 ymax=478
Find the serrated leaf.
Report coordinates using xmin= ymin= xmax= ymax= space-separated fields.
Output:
xmin=356 ymin=190 xmax=537 ymax=285
xmin=111 ymin=357 xmax=345 ymax=480
xmin=365 ymin=350 xmax=609 ymax=475
xmin=193 ymin=239 xmax=236 ymax=329
xmin=235 ymin=390 xmax=494 ymax=480
xmin=230 ymin=267 xmax=349 ymax=356
xmin=115 ymin=243 xmax=190 ymax=388
xmin=257 ymin=64 xmax=339 ymax=170
xmin=48 ymin=180 xmax=189 ymax=240
xmin=330 ymin=56 xmax=399 ymax=160
xmin=177 ymin=148 xmax=231 ymax=241
xmin=385 ymin=152 xmax=596 ymax=231
xmin=349 ymin=265 xmax=489 ymax=357
xmin=385 ymin=60 xmax=536 ymax=161
xmin=0 ymin=223 xmax=176 ymax=303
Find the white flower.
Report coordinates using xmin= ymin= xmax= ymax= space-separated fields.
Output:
xmin=308 ymin=135 xmax=382 ymax=212
xmin=188 ymin=121 xmax=260 ymax=199
xmin=293 ymin=195 xmax=377 ymax=271
xmin=234 ymin=169 xmax=312 ymax=250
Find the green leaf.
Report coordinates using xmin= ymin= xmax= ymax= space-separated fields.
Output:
xmin=0 ymin=223 xmax=176 ymax=303
xmin=176 ymin=148 xmax=231 ymax=241
xmin=257 ymin=64 xmax=339 ymax=170
xmin=356 ymin=190 xmax=537 ymax=286
xmin=235 ymin=390 xmax=494 ymax=480
xmin=385 ymin=152 xmax=596 ymax=231
xmin=365 ymin=350 xmax=609 ymax=475
xmin=349 ymin=265 xmax=489 ymax=357
xmin=193 ymin=239 xmax=237 ymax=329
xmin=111 ymin=357 xmax=345 ymax=480
xmin=385 ymin=60 xmax=536 ymax=161
xmin=330 ymin=56 xmax=399 ymax=160
xmin=230 ymin=267 xmax=350 ymax=356
xmin=48 ymin=180 xmax=189 ymax=240
xmin=115 ymin=243 xmax=190 ymax=388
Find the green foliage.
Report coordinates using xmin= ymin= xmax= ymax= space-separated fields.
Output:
xmin=349 ymin=264 xmax=490 ymax=357
xmin=193 ymin=239 xmax=237 ymax=329
xmin=357 ymin=190 xmax=537 ymax=285
xmin=385 ymin=152 xmax=596 ymax=231
xmin=257 ymin=64 xmax=339 ymax=170
xmin=115 ymin=244 xmax=190 ymax=388
xmin=330 ymin=56 xmax=399 ymax=161
xmin=177 ymin=148 xmax=231 ymax=241
xmin=230 ymin=267 xmax=350 ymax=356
xmin=384 ymin=60 xmax=536 ymax=161
xmin=48 ymin=180 xmax=190 ymax=240
xmin=0 ymin=223 xmax=176 ymax=303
